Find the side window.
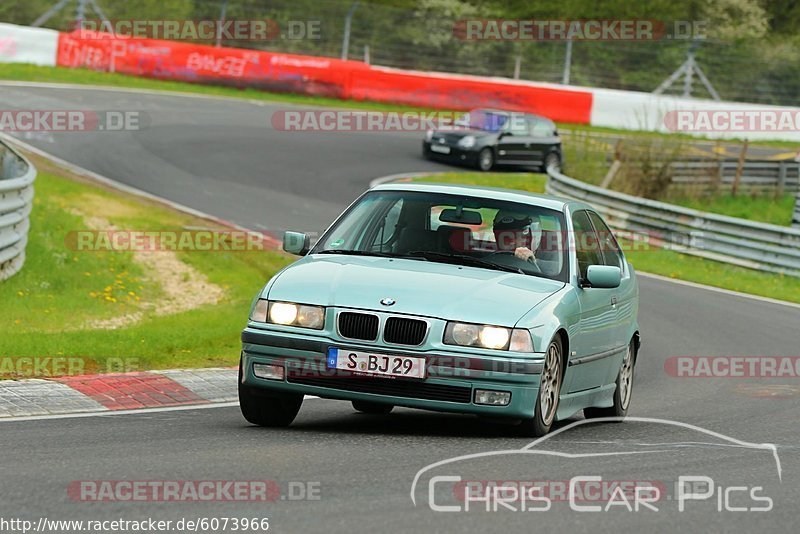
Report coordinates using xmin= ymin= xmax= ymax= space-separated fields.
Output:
xmin=530 ymin=119 xmax=554 ymax=137
xmin=588 ymin=211 xmax=624 ymax=270
xmin=507 ymin=117 xmax=529 ymax=136
xmin=571 ymin=210 xmax=603 ymax=280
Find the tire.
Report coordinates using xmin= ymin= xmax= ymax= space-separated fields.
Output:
xmin=238 ymin=361 xmax=303 ymax=427
xmin=352 ymin=400 xmax=394 ymax=414
xmin=518 ymin=336 xmax=563 ymax=437
xmin=543 ymin=152 xmax=561 ymax=173
xmin=477 ymin=147 xmax=494 ymax=171
xmin=584 ymin=339 xmax=635 ymax=420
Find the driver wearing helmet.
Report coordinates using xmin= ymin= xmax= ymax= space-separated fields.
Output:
xmin=492 ymin=210 xmax=539 ymax=264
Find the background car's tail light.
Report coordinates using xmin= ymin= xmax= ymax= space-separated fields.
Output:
xmin=474 ymin=389 xmax=511 ymax=406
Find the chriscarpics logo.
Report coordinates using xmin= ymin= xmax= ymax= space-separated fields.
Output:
xmin=411 ymin=418 xmax=781 ymax=514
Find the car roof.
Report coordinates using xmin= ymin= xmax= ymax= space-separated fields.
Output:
xmin=471 ymin=109 xmax=554 ymax=124
xmin=370 ymin=181 xmax=581 ymax=211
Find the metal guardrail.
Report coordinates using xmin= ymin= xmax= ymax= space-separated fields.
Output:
xmin=0 ymin=138 xmax=36 ymax=281
xmin=669 ymin=159 xmax=800 ymax=194
xmin=546 ymin=167 xmax=800 ymax=278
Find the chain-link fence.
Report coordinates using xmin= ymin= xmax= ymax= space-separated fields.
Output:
xmin=5 ymin=0 xmax=800 ymax=107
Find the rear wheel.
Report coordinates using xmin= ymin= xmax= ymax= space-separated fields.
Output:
xmin=238 ymin=361 xmax=303 ymax=427
xmin=584 ymin=340 xmax=635 ymax=420
xmin=352 ymin=400 xmax=394 ymax=414
xmin=477 ymin=148 xmax=494 ymax=171
xmin=518 ymin=336 xmax=563 ymax=437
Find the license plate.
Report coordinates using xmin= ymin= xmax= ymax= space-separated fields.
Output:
xmin=326 ymin=348 xmax=426 ymax=379
xmin=430 ymin=144 xmax=451 ymax=154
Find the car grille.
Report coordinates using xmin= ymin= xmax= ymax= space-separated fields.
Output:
xmin=383 ymin=317 xmax=427 ymax=345
xmin=338 ymin=312 xmax=379 ymax=341
xmin=287 ymin=372 xmax=472 ymax=403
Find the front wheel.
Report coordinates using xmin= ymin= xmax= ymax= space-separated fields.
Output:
xmin=543 ymin=152 xmax=561 ymax=173
xmin=238 ymin=361 xmax=303 ymax=427
xmin=518 ymin=336 xmax=563 ymax=437
xmin=352 ymin=400 xmax=394 ymax=414
xmin=584 ymin=340 xmax=635 ymax=420
xmin=477 ymin=148 xmax=494 ymax=171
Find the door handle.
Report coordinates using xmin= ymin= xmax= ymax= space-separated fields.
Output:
xmin=611 ymin=296 xmax=618 ymax=307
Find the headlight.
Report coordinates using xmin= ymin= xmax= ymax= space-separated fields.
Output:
xmin=444 ymin=322 xmax=533 ymax=351
xmin=457 ymin=135 xmax=475 ymax=149
xmin=250 ymin=299 xmax=325 ymax=329
xmin=425 ymin=129 xmax=434 ymax=142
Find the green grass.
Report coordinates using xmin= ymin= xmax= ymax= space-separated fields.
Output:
xmin=411 ymin=171 xmax=800 ymax=304
xmin=665 ymin=192 xmax=796 ymax=226
xmin=0 ymin=155 xmax=293 ymax=376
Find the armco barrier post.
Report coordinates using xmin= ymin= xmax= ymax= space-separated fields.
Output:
xmin=794 ymin=192 xmax=800 ymax=229
xmin=0 ymin=138 xmax=36 ymax=281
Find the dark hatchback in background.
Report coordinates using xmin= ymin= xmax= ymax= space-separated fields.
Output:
xmin=422 ymin=109 xmax=563 ymax=172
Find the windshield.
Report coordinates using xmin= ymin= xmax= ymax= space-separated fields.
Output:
xmin=453 ymin=110 xmax=509 ymax=132
xmin=312 ymin=190 xmax=568 ymax=282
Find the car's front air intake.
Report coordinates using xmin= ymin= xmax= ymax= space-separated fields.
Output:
xmin=383 ymin=317 xmax=427 ymax=345
xmin=338 ymin=312 xmax=379 ymax=341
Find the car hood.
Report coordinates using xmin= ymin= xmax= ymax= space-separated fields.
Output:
xmin=266 ymin=255 xmax=564 ymax=326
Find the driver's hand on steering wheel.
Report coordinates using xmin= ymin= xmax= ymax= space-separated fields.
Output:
xmin=514 ymin=247 xmax=535 ymax=262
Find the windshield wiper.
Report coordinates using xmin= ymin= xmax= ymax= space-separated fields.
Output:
xmin=406 ymin=251 xmax=523 ymax=274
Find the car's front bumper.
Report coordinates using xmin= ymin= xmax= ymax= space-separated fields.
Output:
xmin=422 ymin=141 xmax=480 ymax=166
xmin=241 ymin=327 xmax=544 ymax=419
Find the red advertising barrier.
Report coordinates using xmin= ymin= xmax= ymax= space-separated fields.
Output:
xmin=350 ymin=67 xmax=592 ymax=123
xmin=56 ymin=30 xmax=592 ymax=124
xmin=56 ymin=30 xmax=368 ymax=99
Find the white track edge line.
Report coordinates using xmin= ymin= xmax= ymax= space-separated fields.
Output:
xmin=0 ymin=396 xmax=322 ymax=423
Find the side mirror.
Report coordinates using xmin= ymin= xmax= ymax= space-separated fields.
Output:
xmin=283 ymin=231 xmax=310 ymax=255
xmin=583 ymin=265 xmax=621 ymax=289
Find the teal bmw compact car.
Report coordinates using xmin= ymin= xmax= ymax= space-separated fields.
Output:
xmin=239 ymin=182 xmax=640 ymax=436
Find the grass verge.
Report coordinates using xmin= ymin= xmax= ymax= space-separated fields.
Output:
xmin=0 ymin=152 xmax=292 ymax=377
xmin=664 ymin=192 xmax=796 ymax=226
xmin=411 ymin=171 xmax=800 ymax=304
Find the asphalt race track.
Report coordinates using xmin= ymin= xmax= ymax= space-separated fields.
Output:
xmin=1 ymin=84 xmax=798 ymax=533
